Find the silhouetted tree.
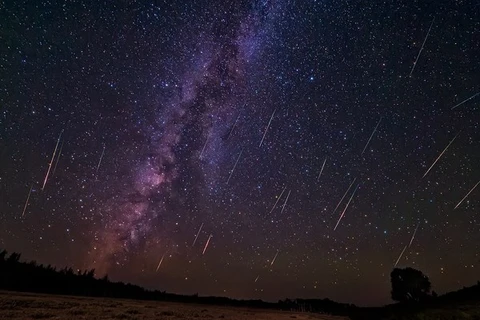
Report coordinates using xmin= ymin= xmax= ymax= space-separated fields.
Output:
xmin=391 ymin=267 xmax=431 ymax=303
xmin=86 ymin=269 xmax=95 ymax=278
xmin=0 ymin=250 xmax=7 ymax=261
xmin=7 ymin=252 xmax=21 ymax=263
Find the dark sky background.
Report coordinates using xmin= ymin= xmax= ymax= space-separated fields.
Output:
xmin=0 ymin=0 xmax=479 ymax=307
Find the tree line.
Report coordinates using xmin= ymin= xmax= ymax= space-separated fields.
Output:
xmin=1 ymin=248 xmax=479 ymax=317
xmin=0 ymin=248 xmax=356 ymax=313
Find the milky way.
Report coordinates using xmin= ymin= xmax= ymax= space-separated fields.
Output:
xmin=88 ymin=0 xmax=284 ymax=273
xmin=1 ymin=0 xmax=479 ymax=306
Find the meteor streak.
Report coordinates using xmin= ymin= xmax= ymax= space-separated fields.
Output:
xmin=409 ymin=18 xmax=435 ymax=77
xmin=156 ymin=252 xmax=167 ymax=272
xmin=409 ymin=222 xmax=420 ymax=247
xmin=227 ymin=114 xmax=240 ymax=140
xmin=226 ymin=149 xmax=243 ymax=184
xmin=96 ymin=144 xmax=105 ymax=175
xmin=42 ymin=130 xmax=63 ymax=190
xmin=192 ymin=223 xmax=204 ymax=246
xmin=21 ymin=185 xmax=33 ymax=218
xmin=332 ymin=178 xmax=357 ymax=215
xmin=52 ymin=140 xmax=64 ymax=177
xmin=259 ymin=109 xmax=276 ymax=147
xmin=202 ymin=234 xmax=213 ymax=255
xmin=199 ymin=133 xmax=210 ymax=159
xmin=280 ymin=190 xmax=291 ymax=214
xmin=361 ymin=117 xmax=382 ymax=155
xmin=317 ymin=157 xmax=327 ymax=181
xmin=422 ymin=133 xmax=459 ymax=179
xmin=270 ymin=250 xmax=279 ymax=266
xmin=334 ymin=184 xmax=359 ymax=231
xmin=394 ymin=245 xmax=408 ymax=268
xmin=454 ymin=180 xmax=480 ymax=209
xmin=269 ymin=186 xmax=287 ymax=213
xmin=451 ymin=91 xmax=480 ymax=110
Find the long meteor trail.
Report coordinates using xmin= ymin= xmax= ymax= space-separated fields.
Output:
xmin=332 ymin=178 xmax=357 ymax=215
xmin=317 ymin=157 xmax=327 ymax=181
xmin=42 ymin=130 xmax=63 ymax=190
xmin=226 ymin=148 xmax=243 ymax=184
xmin=192 ymin=223 xmax=204 ymax=246
xmin=422 ymin=133 xmax=459 ymax=179
xmin=259 ymin=109 xmax=276 ymax=147
xmin=199 ymin=133 xmax=210 ymax=159
xmin=409 ymin=18 xmax=435 ymax=77
xmin=361 ymin=117 xmax=382 ymax=155
xmin=280 ymin=190 xmax=291 ymax=214
xmin=227 ymin=114 xmax=240 ymax=140
xmin=451 ymin=91 xmax=480 ymax=110
xmin=394 ymin=245 xmax=408 ymax=268
xmin=409 ymin=222 xmax=421 ymax=247
xmin=52 ymin=139 xmax=64 ymax=177
xmin=96 ymin=144 xmax=106 ymax=175
xmin=270 ymin=250 xmax=279 ymax=266
xmin=156 ymin=252 xmax=167 ymax=272
xmin=269 ymin=186 xmax=287 ymax=213
xmin=202 ymin=234 xmax=213 ymax=255
xmin=454 ymin=180 xmax=480 ymax=209
xmin=21 ymin=185 xmax=33 ymax=218
xmin=334 ymin=184 xmax=359 ymax=231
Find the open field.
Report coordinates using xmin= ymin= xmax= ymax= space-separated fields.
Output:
xmin=0 ymin=291 xmax=349 ymax=320
xmin=381 ymin=304 xmax=480 ymax=320
xmin=348 ymin=303 xmax=480 ymax=320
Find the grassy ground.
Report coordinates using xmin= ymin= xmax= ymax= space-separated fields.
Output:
xmin=383 ymin=304 xmax=480 ymax=320
xmin=348 ymin=302 xmax=480 ymax=320
xmin=0 ymin=291 xmax=348 ymax=320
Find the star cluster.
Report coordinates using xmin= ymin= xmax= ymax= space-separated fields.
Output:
xmin=0 ymin=0 xmax=479 ymax=306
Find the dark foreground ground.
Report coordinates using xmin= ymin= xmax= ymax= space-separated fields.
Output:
xmin=350 ymin=302 xmax=480 ymax=320
xmin=382 ymin=304 xmax=480 ymax=320
xmin=0 ymin=291 xmax=348 ymax=320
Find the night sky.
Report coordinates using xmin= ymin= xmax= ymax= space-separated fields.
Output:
xmin=1 ymin=0 xmax=479 ymax=307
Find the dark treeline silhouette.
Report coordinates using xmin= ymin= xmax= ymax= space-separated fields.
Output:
xmin=0 ymin=249 xmax=353 ymax=314
xmin=1 ymin=249 xmax=479 ymax=319
xmin=350 ymin=268 xmax=480 ymax=320
xmin=388 ymin=267 xmax=480 ymax=307
xmin=0 ymin=250 xmax=150 ymax=300
xmin=435 ymin=281 xmax=480 ymax=303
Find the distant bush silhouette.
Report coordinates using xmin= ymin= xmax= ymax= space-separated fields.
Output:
xmin=390 ymin=267 xmax=431 ymax=303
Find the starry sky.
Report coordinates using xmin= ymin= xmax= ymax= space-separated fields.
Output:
xmin=1 ymin=0 xmax=479 ymax=307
